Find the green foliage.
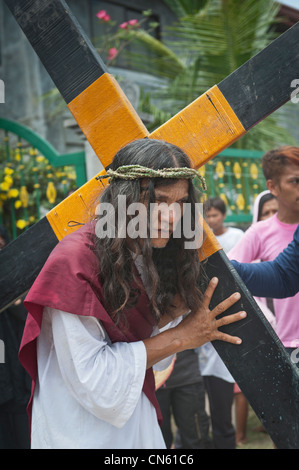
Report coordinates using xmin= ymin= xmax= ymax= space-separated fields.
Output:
xmin=95 ymin=0 xmax=297 ymax=151
xmin=0 ymin=144 xmax=76 ymax=239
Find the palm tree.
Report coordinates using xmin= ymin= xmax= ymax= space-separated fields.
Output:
xmin=123 ymin=0 xmax=297 ymax=150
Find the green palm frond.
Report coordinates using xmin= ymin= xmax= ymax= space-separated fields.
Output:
xmin=121 ymin=30 xmax=185 ymax=78
xmin=128 ymin=0 xmax=296 ymax=149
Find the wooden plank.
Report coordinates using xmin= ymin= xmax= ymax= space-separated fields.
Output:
xmin=0 ymin=217 xmax=58 ymax=313
xmin=4 ymin=0 xmax=149 ymax=169
xmin=4 ymin=0 xmax=106 ymax=103
xmin=151 ymin=85 xmax=246 ymax=168
xmin=218 ymin=21 xmax=299 ymax=130
xmin=67 ymin=74 xmax=149 ymax=169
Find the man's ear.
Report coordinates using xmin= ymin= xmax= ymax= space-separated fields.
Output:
xmin=266 ymin=179 xmax=279 ymax=197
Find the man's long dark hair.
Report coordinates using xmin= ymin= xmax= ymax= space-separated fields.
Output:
xmin=95 ymin=138 xmax=206 ymax=324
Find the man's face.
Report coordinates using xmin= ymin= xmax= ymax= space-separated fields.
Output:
xmin=141 ymin=179 xmax=189 ymax=248
xmin=267 ymin=162 xmax=299 ymax=214
xmin=205 ymin=207 xmax=225 ymax=233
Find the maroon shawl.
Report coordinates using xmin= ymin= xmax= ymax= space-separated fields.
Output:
xmin=19 ymin=221 xmax=162 ymax=431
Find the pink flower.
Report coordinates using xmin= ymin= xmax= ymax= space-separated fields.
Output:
xmin=107 ymin=47 xmax=118 ymax=61
xmin=96 ymin=10 xmax=110 ymax=22
xmin=119 ymin=19 xmax=139 ymax=29
xmin=128 ymin=19 xmax=138 ymax=26
xmin=96 ymin=10 xmax=106 ymax=19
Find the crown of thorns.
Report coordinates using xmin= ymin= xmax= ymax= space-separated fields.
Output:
xmin=96 ymin=165 xmax=207 ymax=191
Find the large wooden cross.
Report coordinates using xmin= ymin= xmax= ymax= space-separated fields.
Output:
xmin=1 ymin=0 xmax=299 ymax=448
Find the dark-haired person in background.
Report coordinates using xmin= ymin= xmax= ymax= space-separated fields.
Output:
xmin=199 ymin=197 xmax=244 ymax=448
xmin=251 ymin=190 xmax=278 ymax=224
xmin=204 ymin=197 xmax=244 ymax=252
xmin=19 ymin=139 xmax=246 ymax=449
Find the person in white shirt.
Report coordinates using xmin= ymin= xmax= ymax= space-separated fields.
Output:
xmin=197 ymin=197 xmax=244 ymax=448
xmin=204 ymin=197 xmax=244 ymax=252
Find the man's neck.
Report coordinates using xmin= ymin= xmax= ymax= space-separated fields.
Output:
xmin=277 ymin=209 xmax=299 ymax=225
xmin=214 ymin=226 xmax=227 ymax=236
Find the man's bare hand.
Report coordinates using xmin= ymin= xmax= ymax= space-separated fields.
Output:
xmin=177 ymin=277 xmax=246 ymax=350
xmin=144 ymin=277 xmax=246 ymax=368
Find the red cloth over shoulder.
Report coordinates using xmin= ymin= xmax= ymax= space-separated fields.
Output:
xmin=19 ymin=221 xmax=162 ymax=430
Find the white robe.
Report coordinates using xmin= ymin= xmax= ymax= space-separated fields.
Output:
xmin=31 ymin=307 xmax=178 ymax=449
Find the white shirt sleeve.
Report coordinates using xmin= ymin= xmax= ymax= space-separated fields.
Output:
xmin=152 ymin=315 xmax=183 ymax=371
xmin=48 ymin=307 xmax=147 ymax=428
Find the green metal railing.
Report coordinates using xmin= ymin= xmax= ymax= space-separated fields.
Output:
xmin=0 ymin=118 xmax=87 ymax=239
xmin=198 ymin=148 xmax=266 ymax=223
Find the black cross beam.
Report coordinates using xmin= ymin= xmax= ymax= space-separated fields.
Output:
xmin=2 ymin=0 xmax=299 ymax=448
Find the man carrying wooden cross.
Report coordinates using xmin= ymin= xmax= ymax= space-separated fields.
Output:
xmin=20 ymin=138 xmax=246 ymax=448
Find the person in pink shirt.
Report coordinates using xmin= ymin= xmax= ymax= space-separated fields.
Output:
xmin=229 ymin=146 xmax=299 ymax=353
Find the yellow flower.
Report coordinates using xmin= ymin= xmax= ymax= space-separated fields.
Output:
xmin=236 ymin=193 xmax=245 ymax=211
xmin=20 ymin=186 xmax=29 ymax=208
xmin=46 ymin=181 xmax=57 ymax=204
xmin=15 ymin=151 xmax=21 ymax=161
xmin=14 ymin=200 xmax=22 ymax=209
xmin=4 ymin=167 xmax=14 ymax=175
xmin=16 ymin=219 xmax=27 ymax=230
xmin=233 ymin=162 xmax=242 ymax=179
xmin=0 ymin=181 xmax=10 ymax=192
xmin=250 ymin=163 xmax=259 ymax=180
xmin=4 ymin=175 xmax=13 ymax=186
xmin=8 ymin=188 xmax=19 ymax=198
xmin=36 ymin=155 xmax=45 ymax=163
xmin=216 ymin=161 xmax=225 ymax=179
